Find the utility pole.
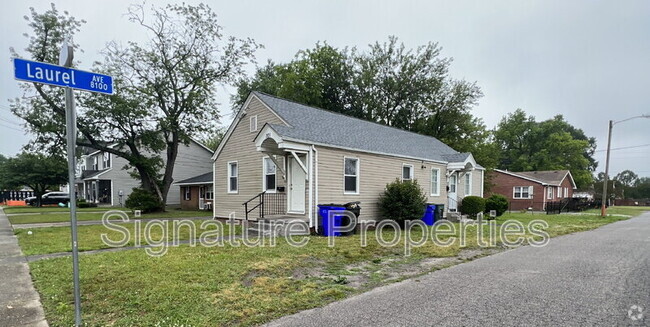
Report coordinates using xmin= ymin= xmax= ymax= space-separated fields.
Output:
xmin=601 ymin=120 xmax=613 ymax=217
xmin=600 ymin=114 xmax=650 ymax=217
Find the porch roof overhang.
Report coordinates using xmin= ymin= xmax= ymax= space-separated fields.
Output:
xmin=254 ymin=123 xmax=311 ymax=154
xmin=446 ymin=153 xmax=481 ymax=172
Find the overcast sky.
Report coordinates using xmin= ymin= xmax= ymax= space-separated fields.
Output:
xmin=1 ymin=0 xmax=649 ymax=178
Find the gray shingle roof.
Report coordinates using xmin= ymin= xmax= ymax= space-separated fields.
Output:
xmin=515 ymin=170 xmax=571 ymax=186
xmin=175 ymin=172 xmax=213 ymax=185
xmin=254 ymin=92 xmax=469 ymax=163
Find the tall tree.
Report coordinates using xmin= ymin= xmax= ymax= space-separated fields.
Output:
xmin=494 ymin=110 xmax=596 ymax=188
xmin=0 ymin=152 xmax=68 ymax=206
xmin=11 ymin=3 xmax=259 ymax=207
xmin=235 ymin=37 xmax=492 ymax=167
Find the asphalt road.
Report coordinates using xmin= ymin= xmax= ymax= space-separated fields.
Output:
xmin=265 ymin=212 xmax=650 ymax=327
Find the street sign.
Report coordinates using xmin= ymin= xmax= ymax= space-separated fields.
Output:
xmin=13 ymin=58 xmax=113 ymax=95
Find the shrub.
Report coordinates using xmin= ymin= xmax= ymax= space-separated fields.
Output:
xmin=77 ymin=201 xmax=97 ymax=208
xmin=485 ymin=194 xmax=509 ymax=218
xmin=125 ymin=188 xmax=163 ymax=213
xmin=378 ymin=179 xmax=427 ymax=225
xmin=460 ymin=196 xmax=486 ymax=218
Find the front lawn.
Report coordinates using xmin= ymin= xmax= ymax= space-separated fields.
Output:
xmin=16 ymin=220 xmax=236 ymax=256
xmin=8 ymin=209 xmax=211 ymax=224
xmin=583 ymin=205 xmax=649 ymax=217
xmin=2 ymin=206 xmax=113 ymax=214
xmin=27 ymin=212 xmax=630 ymax=326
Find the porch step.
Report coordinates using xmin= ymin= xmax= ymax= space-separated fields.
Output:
xmin=246 ymin=218 xmax=310 ymax=237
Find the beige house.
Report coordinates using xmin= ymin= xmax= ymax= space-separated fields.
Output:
xmin=212 ymin=92 xmax=485 ymax=228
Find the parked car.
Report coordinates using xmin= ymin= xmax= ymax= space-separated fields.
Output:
xmin=25 ymin=192 xmax=70 ymax=206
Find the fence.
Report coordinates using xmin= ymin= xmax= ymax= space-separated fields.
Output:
xmin=0 ymin=190 xmax=35 ymax=202
xmin=508 ymin=198 xmax=599 ymax=215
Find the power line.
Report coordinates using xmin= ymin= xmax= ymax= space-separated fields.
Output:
xmin=0 ymin=122 xmax=24 ymax=132
xmin=594 ymin=144 xmax=650 ymax=152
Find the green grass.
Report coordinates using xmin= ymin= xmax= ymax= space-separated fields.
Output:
xmin=26 ymin=212 xmax=632 ymax=326
xmin=7 ymin=209 xmax=211 ymax=224
xmin=16 ymin=220 xmax=238 ymax=256
xmin=583 ymin=205 xmax=649 ymax=217
xmin=2 ymin=206 xmax=113 ymax=214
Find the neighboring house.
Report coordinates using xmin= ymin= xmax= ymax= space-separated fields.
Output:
xmin=487 ymin=169 xmax=577 ymax=211
xmin=73 ymin=140 xmax=213 ymax=206
xmin=212 ymin=91 xmax=485 ymax=228
xmin=175 ymin=172 xmax=213 ymax=210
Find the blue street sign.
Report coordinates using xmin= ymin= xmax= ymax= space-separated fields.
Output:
xmin=13 ymin=58 xmax=114 ymax=95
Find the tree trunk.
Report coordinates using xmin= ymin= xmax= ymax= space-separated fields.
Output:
xmin=160 ymin=132 xmax=180 ymax=210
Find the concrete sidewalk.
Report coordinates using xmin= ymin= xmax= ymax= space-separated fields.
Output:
xmin=0 ymin=208 xmax=48 ymax=327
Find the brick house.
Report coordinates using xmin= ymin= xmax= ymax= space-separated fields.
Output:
xmin=175 ymin=172 xmax=213 ymax=210
xmin=487 ymin=169 xmax=577 ymax=211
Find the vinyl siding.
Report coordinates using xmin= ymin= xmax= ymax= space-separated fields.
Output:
xmin=213 ymin=96 xmax=289 ymax=218
xmin=81 ymin=141 xmax=212 ymax=207
xmin=315 ymin=145 xmax=448 ymax=221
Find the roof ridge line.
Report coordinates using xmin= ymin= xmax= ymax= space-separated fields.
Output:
xmin=253 ymin=91 xmax=459 ymax=154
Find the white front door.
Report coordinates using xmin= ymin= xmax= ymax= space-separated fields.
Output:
xmin=448 ymin=174 xmax=458 ymax=211
xmin=288 ymin=156 xmax=306 ymax=213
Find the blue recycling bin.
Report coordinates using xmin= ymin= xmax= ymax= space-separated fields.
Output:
xmin=318 ymin=205 xmax=346 ymax=236
xmin=421 ymin=204 xmax=437 ymax=225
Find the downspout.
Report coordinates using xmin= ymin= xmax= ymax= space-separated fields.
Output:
xmin=308 ymin=146 xmax=314 ymax=228
xmin=313 ymin=146 xmax=319 ymax=233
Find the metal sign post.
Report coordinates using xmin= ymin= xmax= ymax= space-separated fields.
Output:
xmin=13 ymin=40 xmax=114 ymax=327
xmin=60 ymin=39 xmax=82 ymax=327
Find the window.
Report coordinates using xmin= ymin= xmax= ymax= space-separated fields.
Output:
xmin=557 ymin=187 xmax=563 ymax=198
xmin=402 ymin=164 xmax=413 ymax=181
xmin=344 ymin=157 xmax=359 ymax=194
xmin=547 ymin=187 xmax=553 ymax=199
xmin=513 ymin=186 xmax=532 ymax=199
xmin=228 ymin=161 xmax=238 ymax=193
xmin=263 ymin=157 xmax=276 ymax=192
xmin=102 ymin=152 xmax=111 ymax=169
xmin=250 ymin=115 xmax=258 ymax=132
xmin=449 ymin=175 xmax=457 ymax=193
xmin=430 ymin=168 xmax=440 ymax=196
xmin=564 ymin=187 xmax=568 ymax=198
xmin=464 ymin=173 xmax=472 ymax=196
xmin=205 ymin=185 xmax=213 ymax=200
xmin=184 ymin=187 xmax=191 ymax=201
xmin=92 ymin=156 xmax=98 ymax=170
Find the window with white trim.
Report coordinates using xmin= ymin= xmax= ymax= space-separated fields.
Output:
xmin=430 ymin=168 xmax=440 ymax=196
xmin=564 ymin=187 xmax=568 ymax=198
xmin=263 ymin=157 xmax=276 ymax=192
xmin=344 ymin=157 xmax=359 ymax=194
xmin=513 ymin=186 xmax=532 ymax=199
xmin=228 ymin=162 xmax=238 ymax=193
xmin=184 ymin=187 xmax=191 ymax=201
xmin=250 ymin=115 xmax=258 ymax=132
xmin=557 ymin=187 xmax=562 ymax=198
xmin=92 ymin=156 xmax=98 ymax=170
xmin=102 ymin=152 xmax=111 ymax=169
xmin=402 ymin=164 xmax=414 ymax=181
xmin=547 ymin=187 xmax=553 ymax=199
xmin=205 ymin=185 xmax=214 ymax=200
xmin=464 ymin=173 xmax=472 ymax=196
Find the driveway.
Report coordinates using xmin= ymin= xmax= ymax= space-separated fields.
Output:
xmin=266 ymin=212 xmax=650 ymax=326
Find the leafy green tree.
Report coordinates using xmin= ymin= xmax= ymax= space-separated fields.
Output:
xmin=0 ymin=152 xmax=68 ymax=206
xmin=235 ymin=37 xmax=493 ymax=168
xmin=201 ymin=127 xmax=227 ymax=152
xmin=494 ymin=110 xmax=596 ymax=188
xmin=11 ymin=3 xmax=259 ymax=207
xmin=628 ymin=177 xmax=650 ymax=199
